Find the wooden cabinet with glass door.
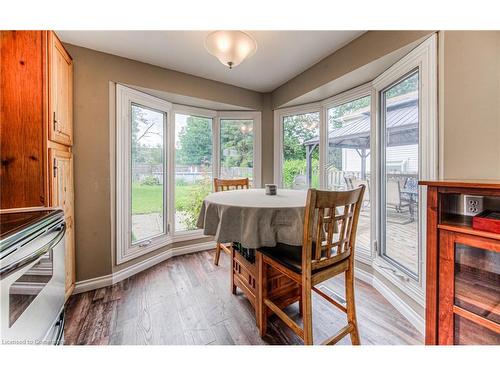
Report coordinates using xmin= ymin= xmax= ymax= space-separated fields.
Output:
xmin=420 ymin=180 xmax=500 ymax=345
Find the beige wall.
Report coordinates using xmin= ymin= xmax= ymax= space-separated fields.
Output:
xmin=439 ymin=31 xmax=500 ymax=179
xmin=65 ymin=44 xmax=263 ymax=281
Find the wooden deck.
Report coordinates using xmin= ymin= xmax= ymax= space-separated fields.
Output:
xmin=356 ymin=207 xmax=418 ymax=273
xmin=64 ymin=249 xmax=423 ymax=345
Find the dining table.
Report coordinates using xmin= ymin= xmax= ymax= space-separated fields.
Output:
xmin=197 ymin=188 xmax=308 ymax=249
xmin=197 ymin=188 xmax=308 ymax=319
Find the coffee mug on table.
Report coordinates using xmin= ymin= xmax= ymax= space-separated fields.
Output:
xmin=265 ymin=184 xmax=277 ymax=195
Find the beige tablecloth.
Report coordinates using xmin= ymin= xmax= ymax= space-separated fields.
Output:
xmin=197 ymin=189 xmax=307 ymax=249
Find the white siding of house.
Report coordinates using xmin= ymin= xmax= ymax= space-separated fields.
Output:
xmin=343 ymin=144 xmax=418 ymax=173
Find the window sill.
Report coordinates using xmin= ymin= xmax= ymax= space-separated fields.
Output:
xmin=173 ymin=229 xmax=210 ymax=243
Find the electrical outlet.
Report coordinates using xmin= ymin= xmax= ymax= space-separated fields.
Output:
xmin=463 ymin=195 xmax=484 ymax=216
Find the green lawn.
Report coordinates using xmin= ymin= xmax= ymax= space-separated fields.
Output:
xmin=131 ymin=183 xmax=163 ymax=214
xmin=131 ymin=182 xmax=207 ymax=215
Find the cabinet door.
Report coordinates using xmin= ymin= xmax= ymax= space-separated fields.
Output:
xmin=49 ymin=32 xmax=73 ymax=146
xmin=438 ymin=230 xmax=500 ymax=345
xmin=0 ymin=30 xmax=47 ymax=208
xmin=49 ymin=148 xmax=73 ymax=213
xmin=49 ymin=148 xmax=75 ymax=299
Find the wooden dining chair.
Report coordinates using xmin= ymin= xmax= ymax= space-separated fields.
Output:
xmin=212 ymin=177 xmax=250 ymax=266
xmin=257 ymin=186 xmax=365 ymax=345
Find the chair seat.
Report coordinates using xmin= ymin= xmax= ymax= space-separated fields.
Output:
xmin=258 ymin=243 xmax=329 ymax=274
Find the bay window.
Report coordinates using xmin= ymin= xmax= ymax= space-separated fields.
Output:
xmin=116 ymin=85 xmax=261 ymax=263
xmin=273 ymin=35 xmax=437 ymax=306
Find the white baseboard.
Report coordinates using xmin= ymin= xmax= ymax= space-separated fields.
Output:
xmin=73 ymin=241 xmax=216 ymax=295
xmin=73 ymin=274 xmax=113 ymax=294
xmin=355 ymin=267 xmax=425 ymax=335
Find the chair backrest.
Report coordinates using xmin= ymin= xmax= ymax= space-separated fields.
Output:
xmin=213 ymin=177 xmax=250 ymax=192
xmin=351 ymin=179 xmax=370 ymax=202
xmin=302 ymin=186 xmax=365 ymax=273
xmin=386 ymin=180 xmax=402 ymax=206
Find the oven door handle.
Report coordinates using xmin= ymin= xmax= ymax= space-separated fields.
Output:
xmin=0 ymin=222 xmax=66 ymax=280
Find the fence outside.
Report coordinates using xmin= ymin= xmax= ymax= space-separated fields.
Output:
xmin=132 ymin=163 xmax=253 ymax=184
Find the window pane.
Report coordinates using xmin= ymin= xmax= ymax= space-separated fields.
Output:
xmin=220 ymin=119 xmax=254 ymax=182
xmin=282 ymin=112 xmax=319 ymax=189
xmin=175 ymin=114 xmax=213 ymax=232
xmin=381 ymin=71 xmax=419 ymax=275
xmin=131 ymin=104 xmax=165 ymax=243
xmin=327 ymin=96 xmax=371 ymax=254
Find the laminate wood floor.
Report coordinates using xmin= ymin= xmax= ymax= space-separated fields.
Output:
xmin=64 ymin=249 xmax=423 ymax=345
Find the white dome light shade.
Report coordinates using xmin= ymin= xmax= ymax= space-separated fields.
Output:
xmin=205 ymin=31 xmax=257 ymax=69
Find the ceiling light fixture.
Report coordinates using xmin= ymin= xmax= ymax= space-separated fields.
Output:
xmin=205 ymin=31 xmax=257 ymax=69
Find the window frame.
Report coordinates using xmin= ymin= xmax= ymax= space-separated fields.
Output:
xmin=322 ymin=83 xmax=375 ymax=263
xmin=372 ymin=35 xmax=437 ymax=305
xmin=170 ymin=106 xmax=217 ymax=239
xmin=116 ymin=84 xmax=172 ymax=264
xmin=218 ymin=111 xmax=262 ymax=188
xmin=273 ymin=103 xmax=323 ymax=189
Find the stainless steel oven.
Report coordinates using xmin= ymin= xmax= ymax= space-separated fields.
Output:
xmin=0 ymin=209 xmax=66 ymax=345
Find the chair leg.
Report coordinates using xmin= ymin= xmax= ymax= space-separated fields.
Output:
xmin=345 ymin=267 xmax=361 ymax=345
xmin=230 ymin=246 xmax=237 ymax=294
xmin=214 ymin=242 xmax=221 ymax=266
xmin=298 ymin=286 xmax=303 ymax=317
xmin=302 ymin=280 xmax=313 ymax=345
xmin=257 ymin=253 xmax=268 ymax=337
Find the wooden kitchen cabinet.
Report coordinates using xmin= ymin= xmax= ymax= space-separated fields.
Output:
xmin=0 ymin=30 xmax=75 ymax=300
xmin=419 ymin=180 xmax=500 ymax=345
xmin=48 ymin=32 xmax=73 ymax=146
xmin=49 ymin=147 xmax=75 ymax=298
xmin=0 ymin=31 xmax=47 ymax=208
xmin=49 ymin=148 xmax=74 ymax=214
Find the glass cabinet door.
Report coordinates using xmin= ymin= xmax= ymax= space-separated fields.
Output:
xmin=439 ymin=230 xmax=500 ymax=345
xmin=454 ymin=242 xmax=500 ymax=344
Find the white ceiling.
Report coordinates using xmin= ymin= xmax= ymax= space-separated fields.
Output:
xmin=56 ymin=30 xmax=365 ymax=92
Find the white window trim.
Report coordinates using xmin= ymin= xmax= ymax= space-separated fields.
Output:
xmin=116 ymin=84 xmax=172 ymax=264
xmin=322 ymin=83 xmax=375 ymax=263
xmin=273 ymin=103 xmax=322 ymax=188
xmin=218 ymin=111 xmax=262 ymax=188
xmin=372 ymin=34 xmax=437 ymax=306
xmin=172 ymin=110 xmax=261 ymax=239
xmin=169 ymin=106 xmax=217 ymax=240
xmin=272 ymin=35 xmax=437 ymax=306
xmin=116 ymin=85 xmax=263 ymax=261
